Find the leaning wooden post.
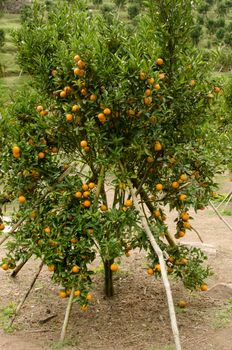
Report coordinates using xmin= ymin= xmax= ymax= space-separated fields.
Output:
xmin=10 ymin=261 xmax=44 ymax=326
xmin=129 ymin=184 xmax=182 ymax=350
xmin=209 ymin=200 xmax=232 ymax=233
xmin=60 ymin=287 xmax=75 ymax=342
xmin=11 ymin=256 xmax=32 ymax=278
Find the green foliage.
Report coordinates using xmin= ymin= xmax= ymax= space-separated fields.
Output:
xmin=128 ymin=4 xmax=140 ymax=19
xmin=0 ymin=28 xmax=5 ymax=47
xmin=0 ymin=0 xmax=225 ymax=306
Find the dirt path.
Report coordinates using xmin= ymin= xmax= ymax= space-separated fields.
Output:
xmin=0 ymin=177 xmax=232 ymax=350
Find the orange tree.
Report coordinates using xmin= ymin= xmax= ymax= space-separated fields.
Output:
xmin=0 ymin=0 xmax=225 ymax=308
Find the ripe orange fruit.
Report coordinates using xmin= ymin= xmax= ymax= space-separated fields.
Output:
xmin=44 ymin=227 xmax=51 ymax=234
xmin=154 ymin=83 xmax=160 ymax=90
xmin=80 ymin=140 xmax=88 ymax=148
xmin=125 ymin=251 xmax=131 ymax=257
xmin=38 ymin=152 xmax=45 ymax=159
xmin=77 ymin=60 xmax=86 ymax=69
xmin=178 ymin=230 xmax=186 ymax=238
xmin=125 ymin=199 xmax=133 ymax=207
xmin=156 ymin=183 xmax=163 ymax=191
xmin=177 ymin=300 xmax=187 ymax=308
xmin=72 ymin=265 xmax=80 ymax=273
xmin=103 ymin=108 xmax=111 ymax=115
xmin=59 ymin=291 xmax=67 ymax=298
xmin=81 ymin=305 xmax=88 ymax=311
xmin=145 ymin=88 xmax=152 ymax=96
xmin=36 ymin=105 xmax=43 ymax=112
xmin=214 ymin=86 xmax=221 ymax=93
xmin=154 ymin=141 xmax=162 ymax=151
xmin=139 ymin=71 xmax=146 ymax=80
xmin=156 ymin=58 xmax=164 ymax=65
xmin=60 ymin=90 xmax=66 ymax=98
xmin=190 ymin=79 xmax=196 ymax=87
xmin=147 ymin=77 xmax=155 ymax=85
xmin=48 ymin=265 xmax=55 ymax=272
xmin=88 ymin=182 xmax=95 ymax=189
xmin=12 ymin=145 xmax=20 ymax=154
xmin=0 ymin=223 xmax=5 ymax=231
xmin=183 ymin=221 xmax=191 ymax=229
xmin=70 ymin=238 xmax=78 ymax=244
xmin=201 ymin=283 xmax=208 ymax=292
xmin=75 ymin=191 xmax=82 ymax=198
xmin=51 ymin=69 xmax=57 ymax=76
xmin=74 ymin=68 xmax=85 ymax=76
xmin=98 ymin=113 xmax=106 ymax=123
xmin=66 ymin=113 xmax=73 ymax=122
xmin=18 ymin=195 xmax=26 ymax=204
xmin=74 ymin=54 xmax=81 ymax=62
xmin=154 ymin=264 xmax=161 ymax=272
xmin=180 ymin=212 xmax=190 ymax=221
xmin=83 ymin=200 xmax=91 ymax=208
xmin=180 ymin=173 xmax=188 ymax=182
xmin=1 ymin=263 xmax=9 ymax=271
xmin=86 ymin=293 xmax=93 ymax=301
xmin=179 ymin=194 xmax=187 ymax=201
xmin=147 ymin=267 xmax=154 ymax=275
xmin=110 ymin=263 xmax=119 ymax=272
xmin=180 ymin=258 xmax=188 ymax=265
xmin=100 ymin=204 xmax=108 ymax=211
xmin=82 ymin=183 xmax=89 ymax=191
xmin=81 ymin=88 xmax=88 ymax=96
xmin=72 ymin=104 xmax=80 ymax=112
xmin=172 ymin=181 xmax=179 ymax=189
xmin=74 ymin=290 xmax=81 ymax=297
xmin=159 ymin=72 xmax=165 ymax=80
xmin=144 ymin=97 xmax=152 ymax=105
xmin=83 ymin=191 xmax=90 ymax=198
xmin=153 ymin=209 xmax=161 ymax=218
xmin=90 ymin=94 xmax=97 ymax=102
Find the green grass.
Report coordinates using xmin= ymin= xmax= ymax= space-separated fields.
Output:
xmin=0 ymin=302 xmax=17 ymax=333
xmin=0 ymin=75 xmax=29 ymax=108
xmin=212 ymin=299 xmax=232 ymax=329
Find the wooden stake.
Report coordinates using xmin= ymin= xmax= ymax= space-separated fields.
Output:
xmin=60 ymin=287 xmax=75 ymax=342
xmin=11 ymin=256 xmax=32 ymax=278
xmin=210 ymin=200 xmax=232 ymax=232
xmin=129 ymin=184 xmax=182 ymax=350
xmin=10 ymin=261 xmax=44 ymax=326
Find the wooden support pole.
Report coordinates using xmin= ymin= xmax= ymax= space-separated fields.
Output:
xmin=60 ymin=287 xmax=75 ymax=342
xmin=11 ymin=256 xmax=32 ymax=278
xmin=10 ymin=261 xmax=44 ymax=326
xmin=129 ymin=184 xmax=182 ymax=350
xmin=210 ymin=200 xmax=232 ymax=233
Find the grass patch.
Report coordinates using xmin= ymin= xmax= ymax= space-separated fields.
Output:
xmin=0 ymin=302 xmax=17 ymax=333
xmin=212 ymin=299 xmax=232 ymax=329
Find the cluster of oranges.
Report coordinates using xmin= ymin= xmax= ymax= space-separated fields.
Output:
xmin=75 ymin=181 xmax=95 ymax=208
xmin=36 ymin=105 xmax=48 ymax=117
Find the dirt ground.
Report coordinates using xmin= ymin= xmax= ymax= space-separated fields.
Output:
xmin=0 ymin=176 xmax=232 ymax=350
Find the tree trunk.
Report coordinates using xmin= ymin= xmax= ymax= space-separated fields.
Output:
xmin=104 ymin=259 xmax=114 ymax=297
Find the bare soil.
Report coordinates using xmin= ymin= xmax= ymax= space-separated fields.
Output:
xmin=0 ymin=176 xmax=232 ymax=350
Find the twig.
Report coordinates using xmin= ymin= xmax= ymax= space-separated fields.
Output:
xmin=93 ymin=165 xmax=105 ymax=205
xmin=210 ymin=200 xmax=232 ymax=232
xmin=10 ymin=261 xmax=44 ymax=326
xmin=191 ymin=226 xmax=204 ymax=243
xmin=60 ymin=287 xmax=75 ymax=342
